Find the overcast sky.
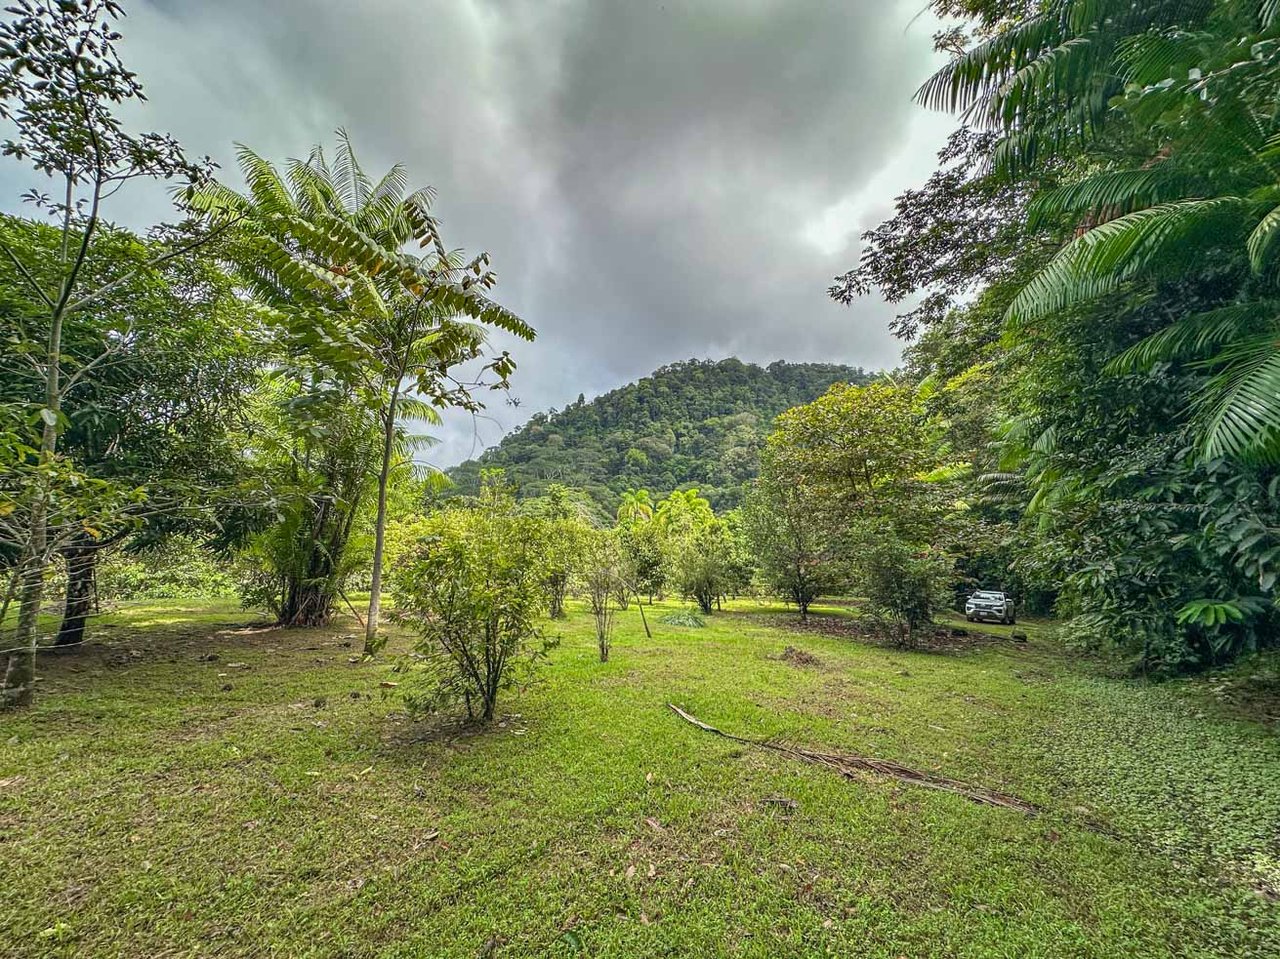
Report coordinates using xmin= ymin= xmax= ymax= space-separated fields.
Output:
xmin=1 ymin=0 xmax=955 ymax=466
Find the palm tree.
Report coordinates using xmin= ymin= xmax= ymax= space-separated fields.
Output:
xmin=187 ymin=132 xmax=534 ymax=643
xmin=654 ymin=488 xmax=713 ymax=531
xmin=919 ymin=0 xmax=1280 ymax=458
xmin=617 ymin=488 xmax=654 ymax=524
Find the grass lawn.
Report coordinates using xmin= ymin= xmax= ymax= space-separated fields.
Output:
xmin=2 ymin=598 xmax=1279 ymax=958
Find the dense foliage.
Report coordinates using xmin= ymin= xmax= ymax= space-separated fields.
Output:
xmin=834 ymin=0 xmax=1280 ymax=672
xmin=448 ymin=358 xmax=867 ymax=512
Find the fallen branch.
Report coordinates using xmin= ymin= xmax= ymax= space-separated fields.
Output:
xmin=667 ymin=703 xmax=1037 ymax=815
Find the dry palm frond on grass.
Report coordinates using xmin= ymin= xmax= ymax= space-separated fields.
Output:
xmin=667 ymin=703 xmax=1037 ymax=814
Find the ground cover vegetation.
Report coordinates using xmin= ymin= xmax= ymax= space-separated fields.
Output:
xmin=3 ymin=1 xmax=1280 ymax=956
xmin=3 ymin=598 xmax=1279 ymax=958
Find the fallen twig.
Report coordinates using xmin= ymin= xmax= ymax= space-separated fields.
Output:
xmin=667 ymin=703 xmax=1037 ymax=815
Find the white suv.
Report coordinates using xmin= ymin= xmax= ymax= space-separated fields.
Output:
xmin=965 ymin=590 xmax=1016 ymax=625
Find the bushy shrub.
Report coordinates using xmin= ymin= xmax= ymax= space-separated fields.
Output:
xmin=391 ymin=507 xmax=557 ymax=723
xmin=669 ymin=519 xmax=741 ymax=615
xmin=98 ymin=539 xmax=236 ymax=600
xmin=859 ymin=537 xmax=953 ymax=648
xmin=657 ymin=610 xmax=705 ymax=628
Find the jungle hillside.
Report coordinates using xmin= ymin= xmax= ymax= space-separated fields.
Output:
xmin=447 ymin=359 xmax=868 ymax=512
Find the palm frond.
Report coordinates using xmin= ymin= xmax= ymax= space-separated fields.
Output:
xmin=916 ymin=13 xmax=1061 ymax=118
xmin=1247 ymin=201 xmax=1280 ymax=273
xmin=1115 ymin=29 xmax=1210 ymax=85
xmin=1007 ymin=198 xmax=1252 ymax=326
xmin=396 ymin=396 xmax=444 ymax=425
xmin=1196 ymin=333 xmax=1280 ymax=460
xmin=1027 ymin=167 xmax=1194 ymax=229
xmin=1107 ymin=304 xmax=1275 ymax=373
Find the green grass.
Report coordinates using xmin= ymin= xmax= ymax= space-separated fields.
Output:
xmin=2 ymin=598 xmax=1278 ymax=958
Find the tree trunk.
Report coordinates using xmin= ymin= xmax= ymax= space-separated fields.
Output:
xmin=55 ymin=540 xmax=96 ymax=648
xmin=1 ymin=544 xmax=41 ymax=709
xmin=2 ymin=314 xmax=62 ymax=708
xmin=365 ymin=388 xmax=400 ymax=654
xmin=278 ymin=578 xmax=335 ymax=627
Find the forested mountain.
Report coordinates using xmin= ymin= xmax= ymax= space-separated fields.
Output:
xmin=448 ymin=358 xmax=869 ymax=511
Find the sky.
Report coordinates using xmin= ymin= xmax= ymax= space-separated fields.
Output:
xmin=0 ymin=0 xmax=956 ymax=467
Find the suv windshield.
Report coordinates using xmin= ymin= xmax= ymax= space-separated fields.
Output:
xmin=973 ymin=592 xmax=1004 ymax=600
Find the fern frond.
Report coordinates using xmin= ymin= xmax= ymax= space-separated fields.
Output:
xmin=235 ymin=145 xmax=297 ymax=219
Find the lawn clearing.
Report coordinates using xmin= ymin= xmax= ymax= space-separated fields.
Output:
xmin=2 ymin=599 xmax=1278 ymax=958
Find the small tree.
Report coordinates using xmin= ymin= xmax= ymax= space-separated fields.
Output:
xmin=619 ymin=520 xmax=664 ymax=603
xmin=859 ymin=536 xmax=953 ymax=648
xmin=670 ymin=518 xmax=738 ymax=615
xmin=522 ymin=482 xmax=592 ymax=619
xmin=581 ymin=530 xmax=624 ymax=662
xmin=743 ymin=450 xmax=840 ymax=621
xmin=391 ymin=505 xmax=555 ymax=723
xmin=189 ymin=135 xmax=533 ymax=656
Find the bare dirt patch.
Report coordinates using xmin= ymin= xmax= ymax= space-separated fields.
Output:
xmin=770 ymin=645 xmax=822 ymax=668
xmin=759 ymin=613 xmax=1012 ymax=655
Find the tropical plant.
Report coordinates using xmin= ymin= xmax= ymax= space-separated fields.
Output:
xmin=743 ymin=449 xmax=839 ymax=621
xmin=225 ymin=379 xmax=382 ymax=626
xmin=617 ymin=488 xmax=654 ymax=524
xmin=186 ymin=131 xmax=534 ymax=653
xmin=858 ymin=535 xmax=954 ymax=649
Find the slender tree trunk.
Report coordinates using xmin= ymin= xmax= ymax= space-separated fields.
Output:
xmin=365 ymin=386 xmax=400 ymax=654
xmin=55 ymin=539 xmax=96 ymax=648
xmin=2 ymin=306 xmax=65 ymax=708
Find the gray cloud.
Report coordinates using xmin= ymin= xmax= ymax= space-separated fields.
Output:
xmin=0 ymin=0 xmax=952 ymax=465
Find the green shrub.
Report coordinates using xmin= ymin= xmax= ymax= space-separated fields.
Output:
xmin=658 ymin=610 xmax=705 ymax=628
xmin=391 ymin=505 xmax=558 ymax=723
xmin=98 ymin=539 xmax=236 ymax=601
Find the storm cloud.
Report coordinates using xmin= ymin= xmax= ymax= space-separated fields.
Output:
xmin=1 ymin=0 xmax=953 ymax=464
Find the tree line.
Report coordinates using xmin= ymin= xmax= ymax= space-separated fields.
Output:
xmin=830 ymin=0 xmax=1280 ymax=672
